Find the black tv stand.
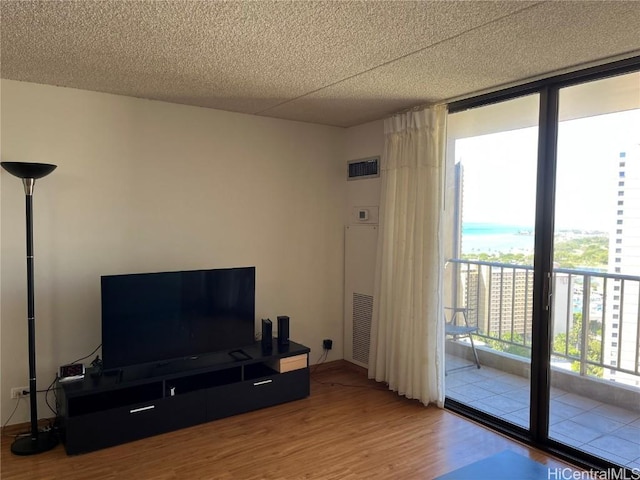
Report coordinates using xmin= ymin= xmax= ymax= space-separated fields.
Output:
xmin=101 ymin=369 xmax=121 ymax=378
xmin=56 ymin=340 xmax=310 ymax=454
xmin=228 ymin=349 xmax=252 ymax=361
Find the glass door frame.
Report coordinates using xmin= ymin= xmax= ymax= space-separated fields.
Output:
xmin=445 ymin=55 xmax=640 ymax=471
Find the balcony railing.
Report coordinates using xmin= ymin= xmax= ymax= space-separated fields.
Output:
xmin=447 ymin=258 xmax=640 ymax=387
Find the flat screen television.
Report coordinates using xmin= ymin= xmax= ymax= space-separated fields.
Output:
xmin=101 ymin=266 xmax=256 ymax=370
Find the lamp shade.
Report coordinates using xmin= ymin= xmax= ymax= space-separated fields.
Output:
xmin=1 ymin=162 xmax=57 ymax=179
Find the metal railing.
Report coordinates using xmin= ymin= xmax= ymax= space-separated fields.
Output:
xmin=447 ymin=258 xmax=640 ymax=384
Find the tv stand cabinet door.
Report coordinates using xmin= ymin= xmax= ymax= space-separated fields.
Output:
xmin=206 ymin=368 xmax=309 ymax=420
xmin=64 ymin=391 xmax=205 ymax=454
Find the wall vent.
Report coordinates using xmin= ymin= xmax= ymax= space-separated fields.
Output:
xmin=344 ymin=224 xmax=376 ymax=368
xmin=352 ymin=292 xmax=372 ymax=365
xmin=348 ymin=157 xmax=379 ymax=180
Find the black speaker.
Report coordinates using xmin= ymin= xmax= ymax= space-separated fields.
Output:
xmin=277 ymin=316 xmax=289 ymax=346
xmin=261 ymin=319 xmax=272 ymax=351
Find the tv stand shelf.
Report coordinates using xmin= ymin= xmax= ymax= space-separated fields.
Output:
xmin=57 ymin=340 xmax=310 ymax=454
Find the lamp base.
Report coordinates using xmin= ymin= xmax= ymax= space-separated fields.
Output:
xmin=11 ymin=430 xmax=59 ymax=455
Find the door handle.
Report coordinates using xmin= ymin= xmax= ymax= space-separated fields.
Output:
xmin=129 ymin=405 xmax=155 ymax=414
xmin=253 ymin=379 xmax=273 ymax=386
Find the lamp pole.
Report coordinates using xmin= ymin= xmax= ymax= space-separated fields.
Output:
xmin=1 ymin=162 xmax=59 ymax=455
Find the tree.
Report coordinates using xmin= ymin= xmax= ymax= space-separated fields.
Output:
xmin=462 ymin=235 xmax=608 ymax=269
xmin=552 ymin=236 xmax=608 ymax=269
xmin=485 ymin=332 xmax=531 ymax=358
xmin=552 ymin=313 xmax=603 ymax=378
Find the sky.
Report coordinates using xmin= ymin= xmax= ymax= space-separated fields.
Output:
xmin=456 ymin=108 xmax=640 ymax=231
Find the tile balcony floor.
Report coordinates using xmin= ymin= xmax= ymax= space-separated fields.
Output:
xmin=445 ymin=354 xmax=640 ymax=470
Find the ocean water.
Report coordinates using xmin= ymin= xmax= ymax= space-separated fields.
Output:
xmin=462 ymin=223 xmax=535 ymax=254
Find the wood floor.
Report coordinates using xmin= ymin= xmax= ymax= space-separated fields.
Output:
xmin=1 ymin=362 xmax=574 ymax=479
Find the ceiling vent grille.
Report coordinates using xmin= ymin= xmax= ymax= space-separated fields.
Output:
xmin=348 ymin=157 xmax=379 ymax=180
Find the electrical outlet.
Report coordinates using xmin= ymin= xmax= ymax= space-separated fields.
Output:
xmin=11 ymin=386 xmax=29 ymax=399
xmin=323 ymin=339 xmax=333 ymax=350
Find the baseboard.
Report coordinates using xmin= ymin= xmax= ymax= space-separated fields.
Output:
xmin=339 ymin=359 xmax=369 ymax=376
xmin=311 ymin=359 xmax=350 ymax=373
xmin=2 ymin=417 xmax=55 ymax=437
xmin=312 ymin=359 xmax=370 ymax=377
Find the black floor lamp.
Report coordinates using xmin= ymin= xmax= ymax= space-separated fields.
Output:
xmin=1 ymin=161 xmax=59 ymax=455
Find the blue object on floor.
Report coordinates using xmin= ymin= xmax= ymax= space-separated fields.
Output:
xmin=435 ymin=450 xmax=551 ymax=480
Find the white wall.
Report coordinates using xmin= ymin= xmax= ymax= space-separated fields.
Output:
xmin=0 ymin=80 xmax=347 ymax=424
xmin=342 ymin=120 xmax=383 ymax=365
xmin=344 ymin=120 xmax=384 ymax=222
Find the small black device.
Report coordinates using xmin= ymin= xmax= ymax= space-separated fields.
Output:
xmin=59 ymin=363 xmax=85 ymax=382
xmin=228 ymin=349 xmax=252 ymax=361
xmin=277 ymin=316 xmax=290 ymax=346
xmin=261 ymin=319 xmax=273 ymax=351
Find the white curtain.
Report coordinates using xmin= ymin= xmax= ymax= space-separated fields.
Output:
xmin=368 ymin=105 xmax=447 ymax=407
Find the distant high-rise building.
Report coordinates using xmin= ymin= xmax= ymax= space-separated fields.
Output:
xmin=605 ymin=145 xmax=640 ymax=387
xmin=463 ymin=265 xmax=533 ymax=340
xmin=463 ymin=265 xmax=571 ymax=345
xmin=551 ymin=273 xmax=574 ymax=340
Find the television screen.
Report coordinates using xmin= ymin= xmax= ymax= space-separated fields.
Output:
xmin=101 ymin=267 xmax=256 ymax=370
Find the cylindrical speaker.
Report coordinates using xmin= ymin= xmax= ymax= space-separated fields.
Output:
xmin=277 ymin=316 xmax=290 ymax=345
xmin=261 ymin=319 xmax=272 ymax=351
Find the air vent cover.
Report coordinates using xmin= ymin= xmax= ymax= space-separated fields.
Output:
xmin=352 ymin=292 xmax=373 ymax=365
xmin=348 ymin=157 xmax=379 ymax=180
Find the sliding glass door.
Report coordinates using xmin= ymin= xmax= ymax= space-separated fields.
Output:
xmin=444 ymin=60 xmax=640 ymax=471
xmin=444 ymin=94 xmax=539 ymax=430
xmin=549 ymin=71 xmax=640 ymax=469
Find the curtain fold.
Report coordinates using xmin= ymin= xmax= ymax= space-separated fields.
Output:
xmin=368 ymin=105 xmax=447 ymax=407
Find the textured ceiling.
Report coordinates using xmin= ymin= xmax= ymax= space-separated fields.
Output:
xmin=2 ymin=1 xmax=640 ymax=127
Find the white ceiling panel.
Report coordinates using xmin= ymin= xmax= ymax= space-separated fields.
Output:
xmin=1 ymin=1 xmax=639 ymax=127
xmin=264 ymin=1 xmax=640 ymax=126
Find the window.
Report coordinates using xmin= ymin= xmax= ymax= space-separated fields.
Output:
xmin=446 ymin=60 xmax=640 ymax=471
